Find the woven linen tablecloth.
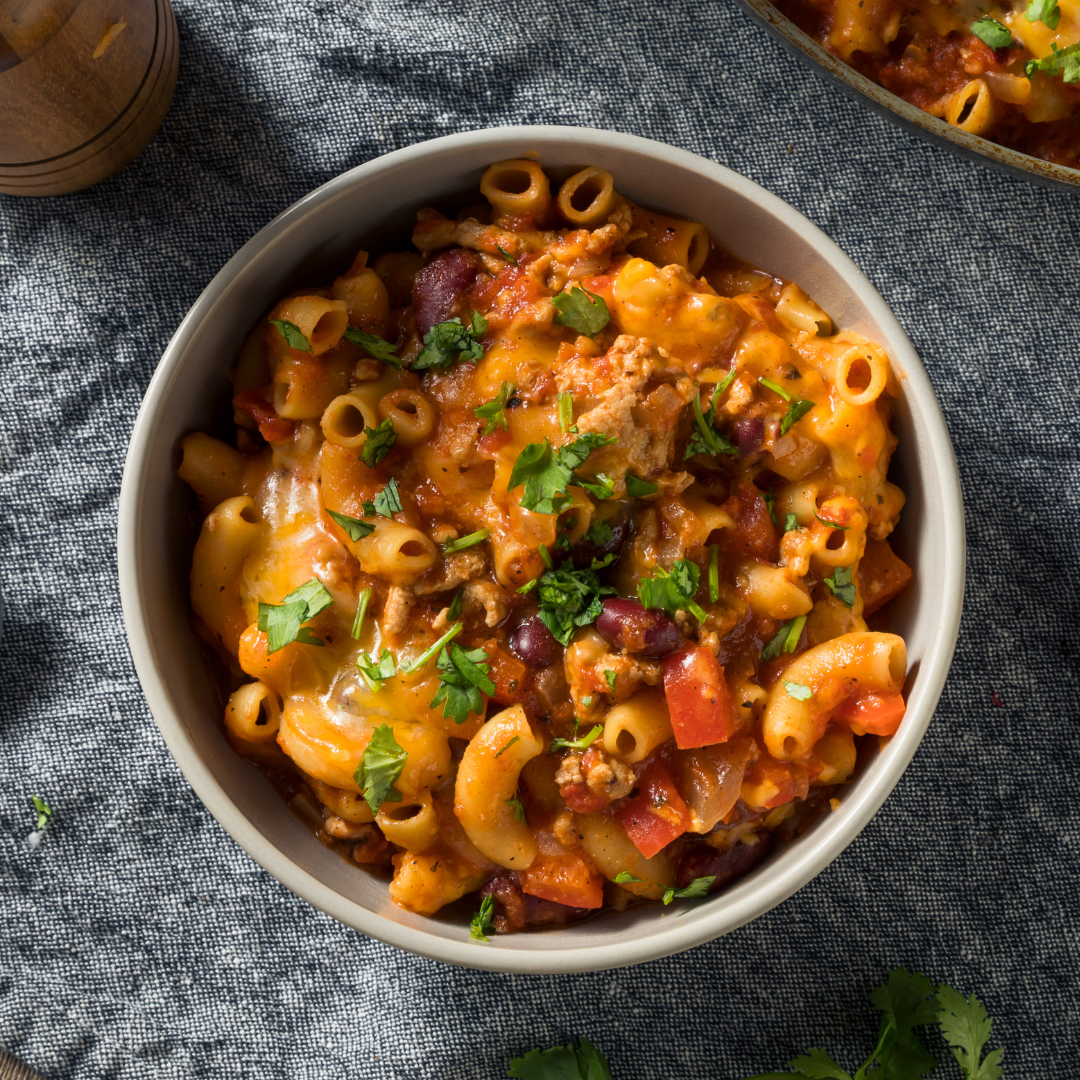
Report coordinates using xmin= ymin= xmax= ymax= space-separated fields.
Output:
xmin=2 ymin=1 xmax=1078 ymax=1077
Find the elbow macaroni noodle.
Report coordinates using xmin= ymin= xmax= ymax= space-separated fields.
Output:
xmin=181 ymin=162 xmax=915 ymax=934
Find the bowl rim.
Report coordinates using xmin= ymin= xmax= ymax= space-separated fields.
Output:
xmin=118 ymin=124 xmax=966 ymax=973
xmin=731 ymin=0 xmax=1080 ymax=193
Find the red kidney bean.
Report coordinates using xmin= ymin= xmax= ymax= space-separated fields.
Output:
xmin=731 ymin=416 xmax=764 ymax=457
xmin=595 ymin=597 xmax=683 ymax=657
xmin=510 ymin=615 xmax=561 ymax=668
xmin=568 ymin=513 xmax=630 ymax=570
xmin=675 ymin=830 xmax=773 ymax=891
xmin=412 ymin=250 xmax=479 ymax=335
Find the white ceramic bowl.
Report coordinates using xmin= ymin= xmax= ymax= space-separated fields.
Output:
xmin=118 ymin=126 xmax=965 ymax=973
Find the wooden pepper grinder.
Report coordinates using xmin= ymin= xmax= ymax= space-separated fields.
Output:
xmin=0 ymin=0 xmax=178 ymax=196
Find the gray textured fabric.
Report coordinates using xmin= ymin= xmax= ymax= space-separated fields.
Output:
xmin=1 ymin=1 xmax=1078 ymax=1078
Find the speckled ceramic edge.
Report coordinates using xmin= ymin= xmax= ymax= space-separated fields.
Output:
xmin=118 ymin=126 xmax=966 ymax=973
xmin=732 ymin=0 xmax=1080 ymax=192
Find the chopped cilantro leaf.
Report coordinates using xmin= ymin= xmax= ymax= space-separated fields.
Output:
xmin=413 ymin=316 xmax=485 ymax=371
xmin=509 ymin=1039 xmax=613 ymax=1080
xmin=685 ymin=391 xmax=738 ymax=459
xmin=758 ymin=376 xmax=792 ymax=401
xmin=401 ymin=622 xmax=463 ymax=675
xmin=530 ymin=564 xmax=616 ymax=645
xmin=717 ymin=367 xmax=737 ymax=396
xmin=442 ymin=527 xmax=490 ymax=554
xmin=350 ymin=586 xmax=372 ymax=640
xmin=471 ymin=310 xmax=489 ymax=337
xmin=816 ymin=511 xmax=849 ymax=530
xmin=971 ymin=16 xmax=1014 ymax=47
xmin=356 ymin=648 xmax=397 ymax=690
xmin=783 ymin=680 xmax=813 ymax=701
xmin=495 ymin=244 xmax=518 ymax=267
xmin=761 ymin=614 xmax=807 ymax=661
xmin=257 ymin=578 xmax=334 ymax=654
xmin=824 ymin=565 xmax=856 ymax=608
xmin=475 ymin=381 xmax=514 ymax=436
xmin=508 ymin=434 xmax=615 ymax=515
xmin=638 ymin=559 xmax=707 ymax=622
xmin=613 ymin=871 xmax=642 ymax=884
xmin=707 ymin=544 xmax=720 ymax=603
xmin=760 ymin=376 xmax=814 ymax=434
xmin=505 ymin=797 xmax=526 ymax=823
xmin=470 ymin=894 xmax=495 ymax=942
xmin=572 ymin=471 xmax=615 ymax=501
xmin=784 ymin=512 xmax=799 ymax=533
xmin=447 ymin=591 xmax=462 ymax=621
xmin=343 ymin=326 xmax=402 ymax=367
xmin=604 ymin=669 xmax=617 ymax=692
xmin=762 ymin=488 xmax=778 ymax=526
xmin=1024 ymin=0 xmax=1060 ymax=28
xmin=327 ymin=509 xmax=375 ymax=542
xmin=550 ymin=724 xmax=603 ymax=752
xmin=552 ymin=283 xmax=610 ymax=336
xmin=581 ymin=696 xmax=594 ymax=708
xmin=354 ymin=723 xmax=406 ymax=814
xmin=662 ymin=876 xmax=715 ymax=904
xmin=31 ymin=796 xmax=52 ymax=832
xmin=494 ymin=735 xmax=520 ymax=759
xmin=558 ymin=392 xmax=573 ymax=433
xmin=372 ymin=478 xmax=402 ymax=518
xmin=360 ymin=417 xmax=397 ymax=467
xmin=625 ymin=474 xmax=659 ymax=498
xmin=1026 ymin=41 xmax=1080 ymax=83
xmin=586 ymin=520 xmax=612 ymax=548
xmin=430 ymin=643 xmax=494 ymax=724
xmin=270 ymin=319 xmax=311 ymax=352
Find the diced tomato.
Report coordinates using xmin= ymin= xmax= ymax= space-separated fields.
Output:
xmin=560 ymin=783 xmax=609 ymax=815
xmin=741 ymin=754 xmax=809 ymax=811
xmin=833 ymin=688 xmax=906 ymax=736
xmin=616 ymin=760 xmax=691 ymax=859
xmin=233 ymin=389 xmax=295 ymax=443
xmin=663 ymin=645 xmax=740 ymax=749
xmin=477 ymin=430 xmax=512 ymax=456
xmin=480 ymin=641 xmax=528 ymax=705
xmin=522 ymin=852 xmax=604 ymax=910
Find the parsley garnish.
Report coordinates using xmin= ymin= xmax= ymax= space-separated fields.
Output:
xmin=662 ymin=876 xmax=715 ymax=904
xmin=505 ymin=796 xmax=526 ymax=823
xmin=552 ymin=283 xmax=610 ymax=336
xmin=442 ymin=527 xmax=490 ymax=554
xmin=523 ymin=564 xmax=616 ymax=645
xmin=495 ymin=244 xmax=518 ymax=267
xmin=470 ymin=894 xmax=496 ymax=942
xmin=784 ymin=512 xmax=799 ymax=533
xmin=625 ymin=474 xmax=659 ymax=498
xmin=31 ymin=796 xmax=52 ymax=832
xmin=936 ymin=984 xmax=1005 ymax=1080
xmin=355 ymin=724 xmax=407 ymax=815
xmin=357 ymin=648 xmax=397 ymax=691
xmin=370 ymin=478 xmax=402 ymax=518
xmin=604 ymin=669 xmax=617 ymax=692
xmin=343 ymin=326 xmax=402 ymax=367
xmin=494 ymin=735 xmax=520 ymax=759
xmin=257 ymin=578 xmax=334 ymax=654
xmin=761 ymin=614 xmax=807 ymax=661
xmin=685 ymin=389 xmax=738 ymax=459
xmin=509 ymin=1039 xmax=613 ymax=1080
xmin=971 ymin=16 xmax=1014 ymax=47
xmin=475 ymin=381 xmax=514 ymax=436
xmin=271 ymin=319 xmax=311 ymax=352
xmin=327 ymin=509 xmax=375 ymax=541
xmin=413 ymin=315 xmax=486 ymax=371
xmin=759 ymin=376 xmax=814 ymax=435
xmin=350 ymin=586 xmax=372 ymax=639
xmin=550 ymin=724 xmax=603 ymax=752
xmin=783 ymin=680 xmax=813 ymax=701
xmin=638 ymin=559 xmax=708 ymax=622
xmin=431 ymin=643 xmax=495 ymax=724
xmin=824 ymin=565 xmax=856 ymax=608
xmin=1026 ymin=41 xmax=1080 ymax=83
xmin=1024 ymin=0 xmax=1060 ymax=29
xmin=558 ymin=392 xmax=574 ymax=433
xmin=360 ymin=417 xmax=397 ymax=467
xmin=508 ymin=433 xmax=616 ymax=515
xmin=613 ymin=871 xmax=642 ymax=884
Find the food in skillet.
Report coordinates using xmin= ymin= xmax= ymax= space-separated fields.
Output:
xmin=773 ymin=0 xmax=1080 ymax=168
xmin=179 ymin=159 xmax=914 ymax=934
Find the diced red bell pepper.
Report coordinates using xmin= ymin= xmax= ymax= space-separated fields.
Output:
xmin=522 ymin=852 xmax=604 ymax=909
xmin=741 ymin=754 xmax=810 ymax=811
xmin=662 ymin=645 xmax=740 ymax=749
xmin=833 ymin=688 xmax=906 ymax=736
xmin=480 ymin=641 xmax=529 ymax=705
xmin=616 ymin=759 xmax=691 ymax=858
xmin=233 ymin=389 xmax=294 ymax=443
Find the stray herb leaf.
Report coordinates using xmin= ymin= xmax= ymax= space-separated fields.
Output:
xmin=351 ymin=586 xmax=372 ymax=640
xmin=360 ymin=417 xmax=397 ymax=467
xmin=476 ymin=381 xmax=514 ymax=436
xmin=613 ymin=871 xmax=642 ymax=884
xmin=31 ymin=796 xmax=52 ymax=832
xmin=1024 ymin=0 xmax=1060 ymax=29
xmin=470 ymin=894 xmax=495 ymax=942
xmin=550 ymin=724 xmax=603 ymax=752
xmin=638 ymin=559 xmax=708 ymax=622
xmin=823 ymin=565 xmax=856 ymax=608
xmin=662 ymin=876 xmax=715 ymax=904
xmin=258 ymin=578 xmax=334 ymax=654
xmin=431 ymin=643 xmax=494 ymax=724
xmin=761 ymin=614 xmax=807 ymax=661
xmin=271 ymin=319 xmax=311 ymax=352
xmin=413 ymin=316 xmax=485 ymax=371
xmin=357 ymin=648 xmax=397 ymax=690
xmin=355 ymin=723 xmax=406 ymax=814
xmin=372 ymin=478 xmax=402 ymax=518
xmin=494 ymin=735 xmax=520 ymax=759
xmin=971 ymin=16 xmax=1014 ymax=47
xmin=625 ymin=474 xmax=659 ymax=498
xmin=505 ymin=797 xmax=526 ymax=823
xmin=327 ymin=509 xmax=375 ymax=541
xmin=783 ymin=680 xmax=813 ymax=701
xmin=343 ymin=326 xmax=402 ymax=367
xmin=443 ymin=527 xmax=491 ymax=554
xmin=552 ymin=283 xmax=611 ymax=336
